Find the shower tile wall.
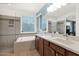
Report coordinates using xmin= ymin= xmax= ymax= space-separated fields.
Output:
xmin=0 ymin=15 xmax=36 ymax=50
xmin=0 ymin=18 xmax=16 ymax=49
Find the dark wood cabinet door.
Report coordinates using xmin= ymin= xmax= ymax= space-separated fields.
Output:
xmin=35 ymin=36 xmax=39 ymax=51
xmin=48 ymin=47 xmax=55 ymax=56
xmin=44 ymin=46 xmax=55 ymax=56
xmin=56 ymin=52 xmax=63 ymax=56
xmin=44 ymin=46 xmax=48 ymax=56
xmin=66 ymin=50 xmax=79 ymax=56
xmin=50 ymin=42 xmax=65 ymax=56
xmin=39 ymin=38 xmax=44 ymax=56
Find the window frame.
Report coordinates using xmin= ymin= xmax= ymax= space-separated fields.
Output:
xmin=36 ymin=15 xmax=48 ymax=32
xmin=20 ymin=16 xmax=36 ymax=33
xmin=41 ymin=16 xmax=48 ymax=32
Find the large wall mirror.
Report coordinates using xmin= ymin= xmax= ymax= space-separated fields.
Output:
xmin=56 ymin=20 xmax=66 ymax=34
xmin=66 ymin=16 xmax=76 ymax=36
xmin=47 ymin=15 xmax=76 ymax=36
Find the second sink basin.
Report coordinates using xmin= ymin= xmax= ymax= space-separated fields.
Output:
xmin=52 ymin=38 xmax=75 ymax=45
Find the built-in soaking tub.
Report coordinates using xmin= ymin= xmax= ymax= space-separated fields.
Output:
xmin=14 ymin=36 xmax=35 ymax=55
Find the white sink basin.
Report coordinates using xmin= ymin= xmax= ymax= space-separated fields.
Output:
xmin=54 ymin=39 xmax=75 ymax=45
xmin=52 ymin=36 xmax=67 ymax=40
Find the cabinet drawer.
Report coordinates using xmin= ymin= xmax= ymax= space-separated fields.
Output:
xmin=44 ymin=40 xmax=50 ymax=46
xmin=50 ymin=42 xmax=65 ymax=55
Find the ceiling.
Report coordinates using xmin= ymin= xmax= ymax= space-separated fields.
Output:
xmin=0 ymin=3 xmax=45 ymax=16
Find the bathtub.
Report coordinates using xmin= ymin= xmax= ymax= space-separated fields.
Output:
xmin=14 ymin=36 xmax=35 ymax=55
xmin=16 ymin=36 xmax=35 ymax=42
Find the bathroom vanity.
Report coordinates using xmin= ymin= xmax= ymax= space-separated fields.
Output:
xmin=35 ymin=34 xmax=79 ymax=56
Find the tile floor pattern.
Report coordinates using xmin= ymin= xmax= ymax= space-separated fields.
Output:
xmin=0 ymin=48 xmax=40 ymax=56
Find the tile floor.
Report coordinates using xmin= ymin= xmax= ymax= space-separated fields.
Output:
xmin=0 ymin=48 xmax=39 ymax=56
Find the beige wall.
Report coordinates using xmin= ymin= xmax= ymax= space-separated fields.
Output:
xmin=0 ymin=15 xmax=36 ymax=49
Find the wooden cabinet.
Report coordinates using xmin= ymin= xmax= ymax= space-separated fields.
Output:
xmin=35 ymin=36 xmax=39 ymax=51
xmin=48 ymin=47 xmax=55 ymax=56
xmin=35 ymin=36 xmax=44 ymax=56
xmin=66 ymin=50 xmax=79 ymax=56
xmin=44 ymin=39 xmax=49 ymax=46
xmin=44 ymin=40 xmax=55 ymax=56
xmin=56 ymin=52 xmax=63 ymax=56
xmin=44 ymin=40 xmax=49 ymax=56
xmin=44 ymin=46 xmax=55 ymax=56
xmin=38 ymin=38 xmax=44 ymax=56
xmin=50 ymin=42 xmax=65 ymax=56
xmin=35 ymin=36 xmax=79 ymax=56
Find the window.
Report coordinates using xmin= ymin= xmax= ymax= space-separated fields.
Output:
xmin=42 ymin=17 xmax=47 ymax=31
xmin=37 ymin=17 xmax=40 ymax=32
xmin=21 ymin=16 xmax=35 ymax=33
xmin=37 ymin=15 xmax=47 ymax=32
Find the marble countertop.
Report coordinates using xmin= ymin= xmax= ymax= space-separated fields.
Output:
xmin=36 ymin=33 xmax=79 ymax=55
